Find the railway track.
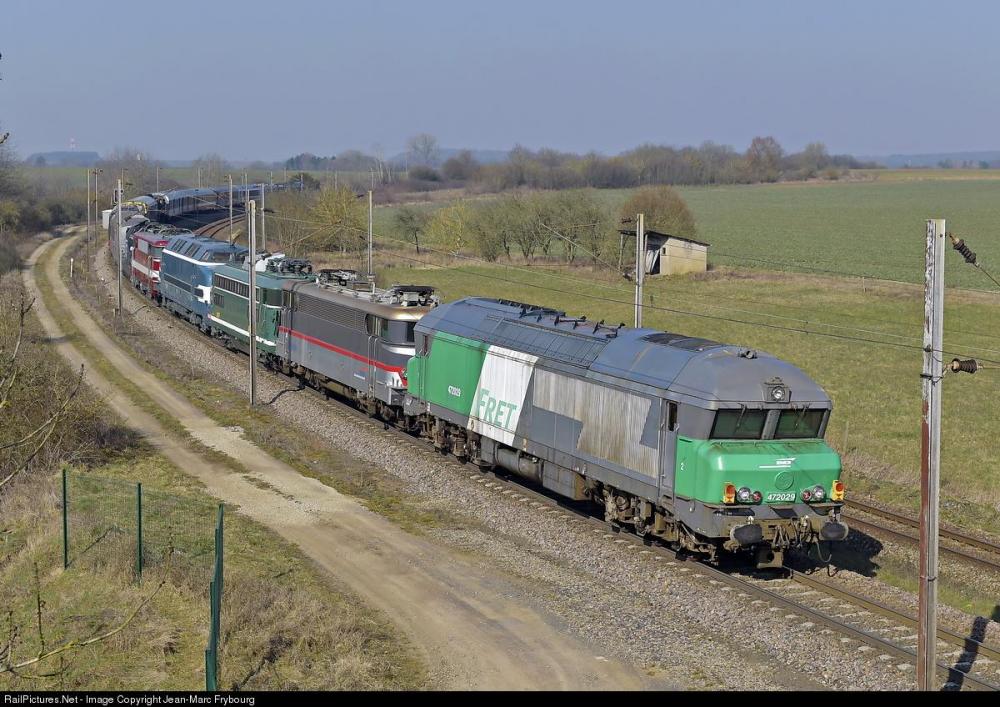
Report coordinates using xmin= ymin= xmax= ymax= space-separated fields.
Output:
xmin=98 ymin=244 xmax=1000 ymax=691
xmin=195 ymin=215 xmax=238 ymax=239
xmin=463 ymin=465 xmax=1000 ymax=690
xmin=844 ymin=499 xmax=1000 ymax=573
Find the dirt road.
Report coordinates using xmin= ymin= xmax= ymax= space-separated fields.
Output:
xmin=27 ymin=233 xmax=662 ymax=690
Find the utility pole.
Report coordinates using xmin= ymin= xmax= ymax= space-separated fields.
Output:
xmin=155 ymin=164 xmax=160 ymax=192
xmin=260 ymin=183 xmax=266 ymax=251
xmin=93 ymin=168 xmax=102 ymax=244
xmin=228 ymin=175 xmax=234 ymax=244
xmin=634 ymin=212 xmax=645 ymax=328
xmin=247 ymin=200 xmax=258 ymax=407
xmin=367 ymin=189 xmax=374 ymax=289
xmin=198 ymin=167 xmax=202 ymax=188
xmin=86 ymin=169 xmax=91 ymax=252
xmin=918 ymin=218 xmax=945 ymax=691
xmin=116 ymin=179 xmax=124 ymax=318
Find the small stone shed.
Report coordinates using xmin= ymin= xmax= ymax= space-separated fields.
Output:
xmin=619 ymin=229 xmax=710 ymax=276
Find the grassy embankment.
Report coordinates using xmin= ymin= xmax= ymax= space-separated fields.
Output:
xmin=0 ymin=238 xmax=424 ymax=690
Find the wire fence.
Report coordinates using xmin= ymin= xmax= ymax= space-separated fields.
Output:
xmin=61 ymin=469 xmax=224 ymax=690
xmin=205 ymin=505 xmax=224 ymax=692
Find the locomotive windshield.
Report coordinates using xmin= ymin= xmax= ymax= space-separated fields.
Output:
xmin=774 ymin=409 xmax=825 ymax=439
xmin=386 ymin=320 xmax=416 ymax=345
xmin=710 ymin=409 xmax=766 ymax=439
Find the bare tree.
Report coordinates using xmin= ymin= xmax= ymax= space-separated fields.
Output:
xmin=620 ymin=185 xmax=697 ymax=240
xmin=0 ymin=121 xmax=22 ymax=199
xmin=191 ymin=153 xmax=231 ymax=186
xmin=746 ymin=136 xmax=785 ymax=183
xmin=98 ymin=147 xmax=162 ymax=195
xmin=406 ymin=134 xmax=440 ymax=167
xmin=308 ymin=187 xmax=366 ymax=254
xmin=394 ymin=206 xmax=430 ymax=254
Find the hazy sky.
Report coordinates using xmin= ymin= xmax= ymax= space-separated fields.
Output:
xmin=3 ymin=0 xmax=998 ymax=160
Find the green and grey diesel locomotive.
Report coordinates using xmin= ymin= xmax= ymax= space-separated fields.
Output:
xmin=403 ymin=297 xmax=847 ymax=568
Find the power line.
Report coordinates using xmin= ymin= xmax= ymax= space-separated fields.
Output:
xmin=367 ymin=229 xmax=1000 ymax=359
xmin=375 ymin=243 xmax=1000 ymax=367
xmin=949 ymin=233 xmax=1000 ymax=290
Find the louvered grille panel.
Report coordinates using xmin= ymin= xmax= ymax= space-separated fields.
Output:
xmin=295 ymin=293 xmax=364 ymax=328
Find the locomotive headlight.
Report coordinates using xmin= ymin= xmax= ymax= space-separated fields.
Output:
xmin=736 ymin=486 xmax=752 ymax=503
xmin=770 ymin=387 xmax=785 ymax=402
xmin=811 ymin=485 xmax=826 ymax=502
xmin=832 ymin=480 xmax=845 ymax=502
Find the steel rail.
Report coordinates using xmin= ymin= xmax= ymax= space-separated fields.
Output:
xmin=478 ymin=469 xmax=1000 ymax=691
xmin=789 ymin=569 xmax=1000 ymax=677
xmin=846 ymin=498 xmax=1000 ymax=557
xmin=844 ymin=513 xmax=1000 ymax=573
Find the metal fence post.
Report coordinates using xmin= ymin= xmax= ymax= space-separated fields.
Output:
xmin=205 ymin=504 xmax=224 ymax=691
xmin=62 ymin=468 xmax=69 ymax=569
xmin=136 ymin=482 xmax=143 ymax=581
xmin=217 ymin=504 xmax=224 ymax=602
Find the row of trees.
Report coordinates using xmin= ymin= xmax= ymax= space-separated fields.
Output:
xmin=402 ymin=137 xmax=877 ymax=192
xmin=261 ymin=180 xmax=697 ymax=272
xmin=391 ymin=185 xmax=695 ymax=268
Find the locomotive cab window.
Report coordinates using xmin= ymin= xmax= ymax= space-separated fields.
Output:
xmin=774 ymin=409 xmax=825 ymax=439
xmin=386 ymin=320 xmax=416 ymax=345
xmin=710 ymin=408 xmax=767 ymax=440
xmin=366 ymin=314 xmax=387 ymax=338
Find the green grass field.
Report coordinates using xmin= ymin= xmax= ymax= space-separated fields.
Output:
xmin=674 ymin=179 xmax=1000 ymax=289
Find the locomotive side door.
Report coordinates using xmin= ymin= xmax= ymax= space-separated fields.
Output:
xmin=658 ymin=398 xmax=679 ymax=499
xmin=367 ymin=333 xmax=377 ymax=399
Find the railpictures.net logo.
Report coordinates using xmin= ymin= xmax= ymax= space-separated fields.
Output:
xmin=3 ymin=697 xmax=255 ymax=707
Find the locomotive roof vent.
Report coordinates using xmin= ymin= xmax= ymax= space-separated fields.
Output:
xmin=383 ymin=285 xmax=438 ymax=307
xmin=266 ymin=256 xmax=313 ymax=275
xmin=318 ymin=268 xmax=361 ymax=287
xmin=642 ymin=332 xmax=721 ymax=351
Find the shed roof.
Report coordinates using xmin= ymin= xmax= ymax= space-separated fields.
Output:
xmin=619 ymin=229 xmax=710 ymax=248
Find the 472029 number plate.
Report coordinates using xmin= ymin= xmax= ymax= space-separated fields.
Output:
xmin=766 ymin=492 xmax=796 ymax=503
